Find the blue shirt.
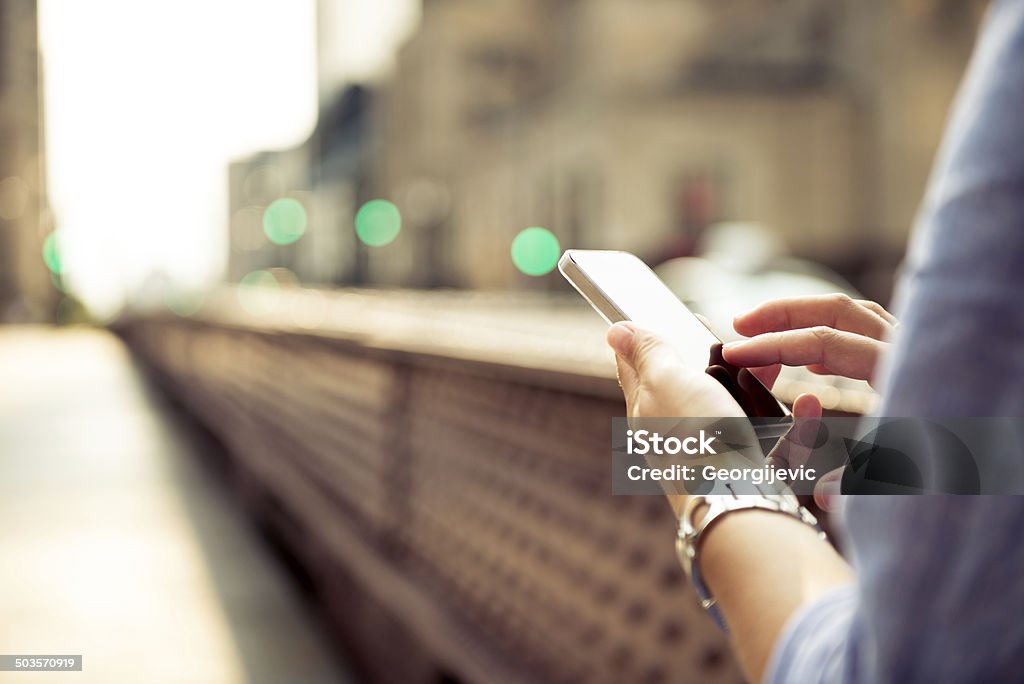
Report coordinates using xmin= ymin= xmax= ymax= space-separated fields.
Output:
xmin=768 ymin=2 xmax=1024 ymax=681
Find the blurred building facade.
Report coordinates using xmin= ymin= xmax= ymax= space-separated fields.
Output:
xmin=229 ymin=0 xmax=982 ymax=299
xmin=228 ymin=3 xmax=378 ymax=288
xmin=0 ymin=0 xmax=52 ymax=321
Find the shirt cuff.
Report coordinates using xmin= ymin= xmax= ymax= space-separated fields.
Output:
xmin=765 ymin=583 xmax=858 ymax=684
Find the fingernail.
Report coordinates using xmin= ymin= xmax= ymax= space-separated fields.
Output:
xmin=722 ymin=340 xmax=743 ymax=350
xmin=607 ymin=323 xmax=634 ymax=356
xmin=817 ymin=476 xmax=842 ymax=511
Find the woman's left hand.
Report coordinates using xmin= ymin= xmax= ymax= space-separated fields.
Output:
xmin=607 ymin=322 xmax=824 ymax=514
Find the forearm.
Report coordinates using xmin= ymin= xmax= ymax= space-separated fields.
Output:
xmin=696 ymin=508 xmax=853 ymax=683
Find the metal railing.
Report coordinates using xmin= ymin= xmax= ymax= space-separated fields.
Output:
xmin=120 ymin=287 xmax=846 ymax=684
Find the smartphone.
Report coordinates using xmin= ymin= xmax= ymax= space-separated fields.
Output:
xmin=559 ymin=249 xmax=788 ymax=418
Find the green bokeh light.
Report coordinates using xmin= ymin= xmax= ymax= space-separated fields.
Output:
xmin=50 ymin=272 xmax=68 ymax=293
xmin=511 ymin=227 xmax=560 ymax=276
xmin=42 ymin=232 xmax=62 ymax=274
xmin=355 ymin=199 xmax=401 ymax=247
xmin=239 ymin=269 xmax=278 ymax=290
xmin=237 ymin=270 xmax=281 ymax=316
xmin=263 ymin=198 xmax=307 ymax=245
xmin=165 ymin=291 xmax=205 ymax=317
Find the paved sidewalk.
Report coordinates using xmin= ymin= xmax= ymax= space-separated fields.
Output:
xmin=0 ymin=327 xmax=356 ymax=684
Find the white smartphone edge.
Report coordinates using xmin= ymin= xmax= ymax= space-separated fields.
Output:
xmin=558 ymin=248 xmax=791 ymax=421
xmin=558 ymin=250 xmax=628 ymax=325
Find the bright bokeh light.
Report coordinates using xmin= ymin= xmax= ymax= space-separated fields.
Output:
xmin=239 ymin=270 xmax=279 ymax=290
xmin=511 ymin=227 xmax=560 ymax=276
xmin=42 ymin=232 xmax=62 ymax=274
xmin=164 ymin=290 xmax=206 ymax=318
xmin=237 ymin=269 xmax=280 ymax=316
xmin=231 ymin=206 xmax=268 ymax=251
xmin=355 ymin=199 xmax=402 ymax=246
xmin=263 ymin=198 xmax=307 ymax=245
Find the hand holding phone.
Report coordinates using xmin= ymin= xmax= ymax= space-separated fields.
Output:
xmin=559 ymin=249 xmax=787 ymax=418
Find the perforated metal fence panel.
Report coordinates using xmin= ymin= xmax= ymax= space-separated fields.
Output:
xmin=119 ymin=305 xmax=746 ymax=684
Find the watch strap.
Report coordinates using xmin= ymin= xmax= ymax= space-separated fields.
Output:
xmin=675 ymin=491 xmax=824 ymax=632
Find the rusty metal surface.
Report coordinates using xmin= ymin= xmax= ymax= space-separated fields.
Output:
xmin=118 ymin=289 xmax=845 ymax=684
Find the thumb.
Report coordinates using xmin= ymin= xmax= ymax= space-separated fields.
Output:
xmin=814 ymin=467 xmax=844 ymax=512
xmin=766 ymin=393 xmax=823 ymax=470
xmin=607 ymin=322 xmax=680 ymax=381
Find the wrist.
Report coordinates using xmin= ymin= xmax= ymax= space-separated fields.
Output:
xmin=676 ymin=492 xmax=825 ymax=632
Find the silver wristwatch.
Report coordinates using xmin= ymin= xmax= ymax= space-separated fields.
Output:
xmin=675 ymin=490 xmax=825 ymax=631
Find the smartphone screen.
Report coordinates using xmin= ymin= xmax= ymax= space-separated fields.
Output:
xmin=559 ymin=249 xmax=787 ymax=417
